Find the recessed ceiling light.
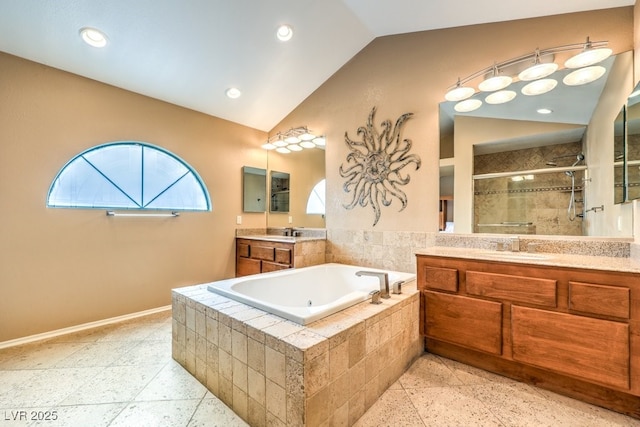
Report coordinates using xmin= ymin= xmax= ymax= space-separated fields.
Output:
xmin=225 ymin=87 xmax=242 ymax=99
xmin=276 ymin=24 xmax=293 ymax=42
xmin=537 ymin=108 xmax=553 ymax=114
xmin=79 ymin=27 xmax=108 ymax=48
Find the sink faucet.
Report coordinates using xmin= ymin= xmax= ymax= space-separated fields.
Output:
xmin=355 ymin=271 xmax=390 ymax=299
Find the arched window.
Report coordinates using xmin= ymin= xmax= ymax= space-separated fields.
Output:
xmin=47 ymin=142 xmax=211 ymax=211
xmin=306 ymin=179 xmax=325 ymax=215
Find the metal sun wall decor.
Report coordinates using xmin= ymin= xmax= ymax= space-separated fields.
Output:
xmin=339 ymin=107 xmax=422 ymax=226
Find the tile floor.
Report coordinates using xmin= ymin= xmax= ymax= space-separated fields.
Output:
xmin=0 ymin=310 xmax=637 ymax=427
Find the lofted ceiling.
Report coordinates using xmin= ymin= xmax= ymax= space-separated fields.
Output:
xmin=0 ymin=0 xmax=634 ymax=131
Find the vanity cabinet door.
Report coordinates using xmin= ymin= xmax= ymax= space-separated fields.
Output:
xmin=425 ymin=291 xmax=503 ymax=355
xmin=262 ymin=261 xmax=291 ymax=273
xmin=512 ymin=305 xmax=630 ymax=390
xmin=236 ymin=257 xmax=261 ymax=277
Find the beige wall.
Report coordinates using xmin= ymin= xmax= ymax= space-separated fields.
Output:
xmin=274 ymin=7 xmax=633 ymax=268
xmin=0 ymin=52 xmax=267 ymax=341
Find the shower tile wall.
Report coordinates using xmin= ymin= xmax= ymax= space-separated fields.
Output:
xmin=474 ymin=142 xmax=583 ymax=236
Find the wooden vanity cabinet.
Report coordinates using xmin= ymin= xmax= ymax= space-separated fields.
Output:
xmin=417 ymin=255 xmax=640 ymax=418
xmin=236 ymin=238 xmax=294 ymax=276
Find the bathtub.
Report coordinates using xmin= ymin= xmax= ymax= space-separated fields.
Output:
xmin=206 ymin=263 xmax=415 ymax=325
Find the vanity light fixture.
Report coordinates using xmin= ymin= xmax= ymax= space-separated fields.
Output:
xmin=80 ymin=27 xmax=108 ymax=48
xmin=284 ymin=135 xmax=301 ymax=144
xmin=312 ymin=136 xmax=326 ymax=146
xmin=518 ymin=49 xmax=558 ymax=81
xmin=276 ymin=24 xmax=293 ymax=41
xmin=445 ymin=79 xmax=475 ymax=101
xmin=225 ymin=87 xmax=242 ymax=99
xmin=537 ymin=108 xmax=553 ymax=114
xmin=444 ymin=38 xmax=610 ymax=110
xmin=263 ymin=127 xmax=325 ymax=152
xmin=564 ymin=37 xmax=612 ymax=69
xmin=478 ymin=64 xmax=512 ymax=92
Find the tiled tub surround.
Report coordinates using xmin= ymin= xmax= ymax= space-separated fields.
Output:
xmin=325 ymin=228 xmax=635 ymax=274
xmin=172 ymin=281 xmax=421 ymax=426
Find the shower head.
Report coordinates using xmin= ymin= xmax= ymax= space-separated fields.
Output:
xmin=571 ymin=153 xmax=585 ymax=167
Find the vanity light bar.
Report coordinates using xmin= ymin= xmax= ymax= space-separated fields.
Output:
xmin=445 ymin=37 xmax=610 ymax=107
xmin=264 ymin=126 xmax=324 ymax=152
xmin=106 ymin=210 xmax=180 ymax=217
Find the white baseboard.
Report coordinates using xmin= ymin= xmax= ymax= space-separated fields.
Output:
xmin=0 ymin=305 xmax=172 ymax=350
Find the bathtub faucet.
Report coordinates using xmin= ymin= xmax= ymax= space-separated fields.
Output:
xmin=355 ymin=271 xmax=390 ymax=299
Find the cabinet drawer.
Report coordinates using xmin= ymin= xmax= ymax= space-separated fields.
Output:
xmin=251 ymin=245 xmax=275 ymax=261
xmin=512 ymin=306 xmax=630 ymax=390
xmin=421 ymin=266 xmax=458 ymax=292
xmin=569 ymin=282 xmax=630 ymax=319
xmin=275 ymin=247 xmax=292 ymax=265
xmin=262 ymin=261 xmax=291 ymax=273
xmin=236 ymin=257 xmax=261 ymax=277
xmin=237 ymin=242 xmax=250 ymax=258
xmin=466 ymin=271 xmax=556 ymax=307
xmin=425 ymin=291 xmax=502 ymax=355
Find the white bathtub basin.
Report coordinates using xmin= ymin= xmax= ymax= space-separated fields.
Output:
xmin=207 ymin=263 xmax=415 ymax=325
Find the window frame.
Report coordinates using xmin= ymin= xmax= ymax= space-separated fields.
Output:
xmin=46 ymin=141 xmax=212 ymax=212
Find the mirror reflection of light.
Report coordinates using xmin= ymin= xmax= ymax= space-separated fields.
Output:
xmin=454 ymin=99 xmax=482 ymax=112
xmin=485 ymin=90 xmax=516 ymax=105
xmin=563 ymin=66 xmax=606 ymax=86
xmin=522 ymin=79 xmax=557 ymax=96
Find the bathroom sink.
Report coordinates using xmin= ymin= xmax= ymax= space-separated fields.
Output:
xmin=478 ymin=251 xmax=552 ymax=261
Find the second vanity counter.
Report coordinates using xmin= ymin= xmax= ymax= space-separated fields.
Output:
xmin=415 ymin=245 xmax=640 ymax=274
xmin=235 ymin=231 xmax=326 ymax=277
xmin=416 ymin=245 xmax=640 ymax=418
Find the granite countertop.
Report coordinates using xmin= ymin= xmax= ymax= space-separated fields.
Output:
xmin=416 ymin=246 xmax=640 ymax=274
xmin=236 ymin=234 xmax=325 ymax=243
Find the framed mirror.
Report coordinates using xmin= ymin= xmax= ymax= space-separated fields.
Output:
xmin=242 ymin=166 xmax=267 ymax=213
xmin=270 ymin=170 xmax=290 ymax=213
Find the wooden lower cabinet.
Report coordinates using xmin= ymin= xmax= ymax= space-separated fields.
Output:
xmin=425 ymin=291 xmax=502 ymax=355
xmin=236 ymin=238 xmax=294 ymax=276
xmin=417 ymin=254 xmax=640 ymax=418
